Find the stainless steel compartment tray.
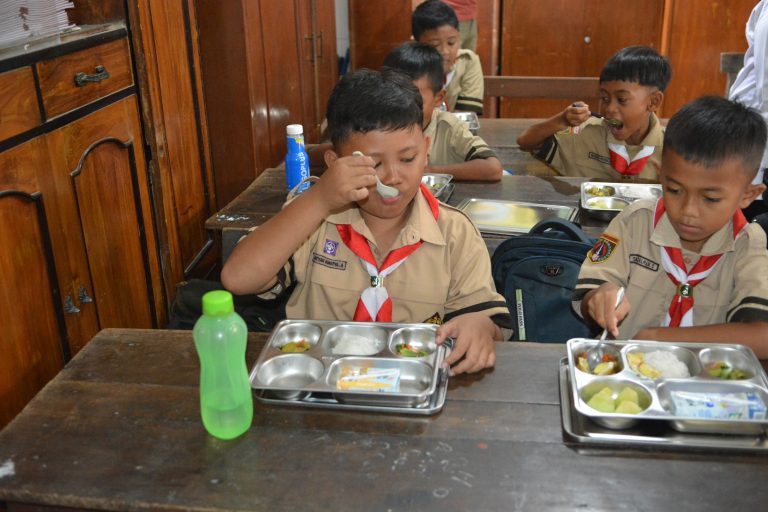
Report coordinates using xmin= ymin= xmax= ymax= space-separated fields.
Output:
xmin=456 ymin=198 xmax=577 ymax=235
xmin=559 ymin=358 xmax=768 ymax=452
xmin=249 ymin=320 xmax=448 ymax=409
xmin=451 ymin=111 xmax=479 ymax=134
xmin=566 ymin=338 xmax=768 ymax=435
xmin=580 ymin=182 xmax=662 ymax=216
xmin=422 ymin=173 xmax=453 ymax=201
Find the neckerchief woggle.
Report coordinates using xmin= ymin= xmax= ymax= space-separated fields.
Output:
xmin=653 ymin=198 xmax=747 ymax=327
xmin=608 ymin=143 xmax=655 ymax=176
xmin=336 ymin=184 xmax=439 ymax=322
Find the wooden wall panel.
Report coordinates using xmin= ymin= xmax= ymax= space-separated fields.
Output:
xmin=660 ymin=0 xmax=754 ymax=117
xmin=476 ymin=0 xmax=500 ymax=116
xmin=499 ymin=0 xmax=664 ymax=118
xmin=0 ymin=67 xmax=41 ymax=141
xmin=349 ymin=0 xmax=412 ymax=70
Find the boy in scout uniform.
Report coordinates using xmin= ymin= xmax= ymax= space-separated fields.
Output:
xmin=518 ymin=46 xmax=672 ymax=181
xmin=383 ymin=42 xmax=502 ymax=182
xmin=222 ymin=69 xmax=512 ymax=374
xmin=413 ymin=0 xmax=484 ymax=114
xmin=572 ymin=97 xmax=768 ymax=358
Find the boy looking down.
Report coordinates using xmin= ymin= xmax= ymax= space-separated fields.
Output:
xmin=573 ymin=96 xmax=768 ymax=357
xmin=518 ymin=46 xmax=672 ymax=181
xmin=222 ymin=69 xmax=512 ymax=374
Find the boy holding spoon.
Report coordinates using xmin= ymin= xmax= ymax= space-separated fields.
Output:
xmin=222 ymin=69 xmax=512 ymax=374
xmin=572 ymin=97 xmax=768 ymax=358
xmin=518 ymin=46 xmax=671 ymax=181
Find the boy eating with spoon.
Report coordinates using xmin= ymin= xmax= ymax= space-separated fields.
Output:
xmin=572 ymin=96 xmax=768 ymax=358
xmin=517 ymin=46 xmax=671 ymax=181
xmin=222 ymin=69 xmax=512 ymax=374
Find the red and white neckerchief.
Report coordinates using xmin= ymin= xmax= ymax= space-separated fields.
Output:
xmin=653 ymin=198 xmax=747 ymax=327
xmin=607 ymin=143 xmax=655 ymax=176
xmin=336 ymin=184 xmax=439 ymax=322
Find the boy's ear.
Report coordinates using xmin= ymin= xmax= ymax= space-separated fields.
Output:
xmin=324 ymin=148 xmax=339 ymax=168
xmin=739 ymin=182 xmax=767 ymax=209
xmin=435 ymin=88 xmax=447 ymax=106
xmin=648 ymin=90 xmax=663 ymax=112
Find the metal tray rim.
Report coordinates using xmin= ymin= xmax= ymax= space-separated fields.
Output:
xmin=456 ymin=198 xmax=578 ymax=235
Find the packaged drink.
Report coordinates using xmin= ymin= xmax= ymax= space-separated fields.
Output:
xmin=193 ymin=290 xmax=253 ymax=439
xmin=285 ymin=124 xmax=310 ymax=193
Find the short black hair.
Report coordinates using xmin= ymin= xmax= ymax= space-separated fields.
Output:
xmin=412 ymin=0 xmax=458 ymax=40
xmin=663 ymin=96 xmax=766 ymax=176
xmin=383 ymin=41 xmax=444 ymax=94
xmin=325 ymin=68 xmax=423 ymax=147
xmin=600 ymin=46 xmax=672 ymax=92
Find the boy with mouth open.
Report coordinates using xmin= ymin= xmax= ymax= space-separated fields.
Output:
xmin=517 ymin=46 xmax=672 ymax=181
xmin=572 ymin=96 xmax=768 ymax=357
xmin=222 ymin=69 xmax=512 ymax=374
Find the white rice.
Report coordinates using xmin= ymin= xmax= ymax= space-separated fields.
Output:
xmin=332 ymin=335 xmax=382 ymax=355
xmin=644 ymin=350 xmax=690 ymax=378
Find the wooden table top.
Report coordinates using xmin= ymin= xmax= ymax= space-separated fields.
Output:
xmin=1 ymin=328 xmax=766 ymax=512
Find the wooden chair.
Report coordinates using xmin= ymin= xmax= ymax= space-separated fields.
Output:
xmin=484 ymin=76 xmax=600 ymax=100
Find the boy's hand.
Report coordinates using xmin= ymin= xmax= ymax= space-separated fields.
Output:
xmin=312 ymin=152 xmax=376 ymax=211
xmin=563 ymin=102 xmax=591 ymax=127
xmin=436 ymin=312 xmax=499 ymax=375
xmin=583 ymin=282 xmax=630 ymax=338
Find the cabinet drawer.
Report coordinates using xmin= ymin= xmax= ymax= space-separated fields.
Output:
xmin=37 ymin=38 xmax=133 ymax=119
xmin=0 ymin=66 xmax=41 ymax=142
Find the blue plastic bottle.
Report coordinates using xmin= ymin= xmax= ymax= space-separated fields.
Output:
xmin=285 ymin=123 xmax=310 ymax=193
xmin=193 ymin=290 xmax=253 ymax=440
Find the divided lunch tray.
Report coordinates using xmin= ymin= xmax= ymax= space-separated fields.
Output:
xmin=456 ymin=198 xmax=577 ymax=235
xmin=559 ymin=358 xmax=768 ymax=453
xmin=580 ymin=182 xmax=662 ymax=219
xmin=249 ymin=320 xmax=451 ymax=415
xmin=422 ymin=173 xmax=453 ymax=202
xmin=566 ymin=338 xmax=768 ymax=435
xmin=451 ymin=111 xmax=480 ymax=134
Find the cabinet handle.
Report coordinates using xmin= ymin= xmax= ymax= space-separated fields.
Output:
xmin=78 ymin=286 xmax=93 ymax=304
xmin=64 ymin=295 xmax=80 ymax=314
xmin=74 ymin=65 xmax=110 ymax=87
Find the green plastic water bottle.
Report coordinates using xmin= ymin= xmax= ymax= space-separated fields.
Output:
xmin=193 ymin=290 xmax=253 ymax=439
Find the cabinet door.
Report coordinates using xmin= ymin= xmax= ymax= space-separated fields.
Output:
xmin=46 ymin=97 xmax=163 ymax=353
xmin=0 ymin=137 xmax=68 ymax=428
xmin=499 ymin=0 xmax=664 ymax=118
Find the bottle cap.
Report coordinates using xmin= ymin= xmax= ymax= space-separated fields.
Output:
xmin=201 ymin=290 xmax=235 ymax=316
xmin=286 ymin=124 xmax=304 ymax=136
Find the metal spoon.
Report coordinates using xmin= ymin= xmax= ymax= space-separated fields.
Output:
xmin=586 ymin=286 xmax=625 ymax=373
xmin=352 ymin=151 xmax=399 ymax=198
xmin=590 ymin=112 xmax=623 ymax=129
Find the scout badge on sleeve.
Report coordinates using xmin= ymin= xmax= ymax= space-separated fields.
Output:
xmin=588 ymin=234 xmax=619 ymax=263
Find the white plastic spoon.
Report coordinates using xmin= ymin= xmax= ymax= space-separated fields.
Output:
xmin=352 ymin=151 xmax=398 ymax=198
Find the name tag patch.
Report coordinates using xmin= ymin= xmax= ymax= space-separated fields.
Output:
xmin=312 ymin=252 xmax=347 ymax=270
xmin=629 ymin=254 xmax=659 ymax=272
xmin=588 ymin=152 xmax=611 ymax=165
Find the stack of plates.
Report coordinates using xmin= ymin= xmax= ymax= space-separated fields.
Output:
xmin=0 ymin=0 xmax=75 ymax=47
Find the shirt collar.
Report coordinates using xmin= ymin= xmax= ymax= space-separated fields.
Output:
xmin=650 ymin=210 xmax=739 ymax=256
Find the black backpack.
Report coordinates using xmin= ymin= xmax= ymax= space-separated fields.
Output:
xmin=491 ymin=218 xmax=596 ymax=342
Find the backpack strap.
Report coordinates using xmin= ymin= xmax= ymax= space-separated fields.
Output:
xmin=529 ymin=218 xmax=592 ymax=245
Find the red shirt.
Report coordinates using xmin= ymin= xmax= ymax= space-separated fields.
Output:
xmin=443 ymin=0 xmax=477 ymax=22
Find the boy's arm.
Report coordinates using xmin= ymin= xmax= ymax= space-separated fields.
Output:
xmin=428 ymin=156 xmax=502 ymax=181
xmin=517 ymin=102 xmax=591 ymax=150
xmin=437 ymin=312 xmax=501 ymax=374
xmin=221 ymin=153 xmax=377 ymax=295
xmin=454 ymin=50 xmax=484 ymax=114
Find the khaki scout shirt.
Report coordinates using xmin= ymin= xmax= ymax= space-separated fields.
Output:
xmin=572 ymin=199 xmax=768 ymax=339
xmin=424 ymin=110 xmax=497 ymax=166
xmin=537 ymin=113 xmax=664 ymax=181
xmin=282 ymin=190 xmax=511 ymax=326
xmin=445 ymin=49 xmax=484 ymax=114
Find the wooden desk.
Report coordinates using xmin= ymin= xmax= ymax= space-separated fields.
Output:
xmin=1 ymin=328 xmax=766 ymax=512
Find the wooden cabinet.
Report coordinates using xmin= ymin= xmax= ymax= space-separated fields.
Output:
xmin=196 ymin=0 xmax=338 ymax=206
xmin=0 ymin=32 xmax=163 ymax=428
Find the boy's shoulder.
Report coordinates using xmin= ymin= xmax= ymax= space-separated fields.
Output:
xmin=455 ymin=49 xmax=481 ymax=70
xmin=434 ymin=200 xmax=484 ymax=239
